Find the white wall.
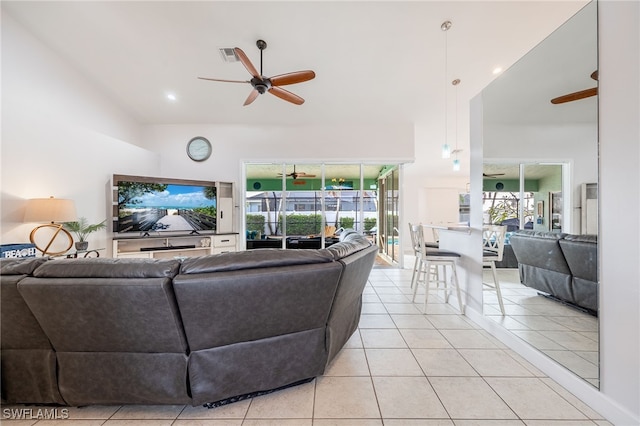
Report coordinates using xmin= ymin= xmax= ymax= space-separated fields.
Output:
xmin=402 ymin=123 xmax=470 ymax=255
xmin=143 ymin=123 xmax=415 ymax=184
xmin=468 ymin=1 xmax=640 ymax=423
xmin=1 ymin=12 xmax=158 ymax=252
xmin=598 ymin=0 xmax=639 ymax=421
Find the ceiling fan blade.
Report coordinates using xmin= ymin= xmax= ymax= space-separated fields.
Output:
xmin=270 ymin=70 xmax=316 ymax=87
xmin=198 ymin=77 xmax=249 ymax=84
xmin=268 ymin=86 xmax=305 ymax=105
xmin=243 ymin=89 xmax=259 ymax=106
xmin=234 ymin=47 xmax=261 ymax=79
xmin=551 ymin=87 xmax=598 ymax=104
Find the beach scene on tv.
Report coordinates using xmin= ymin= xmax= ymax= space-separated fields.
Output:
xmin=117 ymin=181 xmax=217 ymax=233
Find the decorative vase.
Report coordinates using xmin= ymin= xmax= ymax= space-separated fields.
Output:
xmin=75 ymin=241 xmax=89 ymax=251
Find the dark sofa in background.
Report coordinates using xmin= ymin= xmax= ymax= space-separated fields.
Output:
xmin=509 ymin=230 xmax=598 ymax=314
xmin=1 ymin=232 xmax=377 ymax=407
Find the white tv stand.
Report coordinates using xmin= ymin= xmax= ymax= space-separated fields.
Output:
xmin=113 ymin=233 xmax=237 ymax=259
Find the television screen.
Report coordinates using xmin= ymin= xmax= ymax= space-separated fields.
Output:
xmin=114 ymin=175 xmax=217 ymax=234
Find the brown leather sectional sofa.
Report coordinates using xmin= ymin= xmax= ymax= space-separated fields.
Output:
xmin=1 ymin=232 xmax=377 ymax=407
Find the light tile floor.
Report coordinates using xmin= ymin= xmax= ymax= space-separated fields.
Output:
xmin=483 ymin=268 xmax=599 ymax=387
xmin=1 ymin=267 xmax=611 ymax=425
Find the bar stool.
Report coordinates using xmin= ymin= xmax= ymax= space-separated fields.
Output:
xmin=409 ymin=223 xmax=464 ymax=314
xmin=482 ymin=225 xmax=507 ymax=315
xmin=408 ymin=223 xmax=439 ymax=291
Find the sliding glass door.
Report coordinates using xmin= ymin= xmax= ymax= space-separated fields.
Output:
xmin=377 ymin=166 xmax=400 ymax=264
xmin=482 ymin=162 xmax=565 ymax=232
xmin=245 ymin=163 xmax=389 ymax=252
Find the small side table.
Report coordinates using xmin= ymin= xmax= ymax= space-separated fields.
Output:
xmin=57 ymin=248 xmax=104 ymax=259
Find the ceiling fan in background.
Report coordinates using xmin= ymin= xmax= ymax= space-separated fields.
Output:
xmin=199 ymin=39 xmax=316 ymax=106
xmin=550 ymin=70 xmax=598 ymax=104
xmin=278 ymin=165 xmax=316 ymax=180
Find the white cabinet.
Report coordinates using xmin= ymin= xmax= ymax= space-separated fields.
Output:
xmin=581 ymin=183 xmax=598 ymax=234
xmin=211 ymin=235 xmax=237 ymax=254
xmin=217 ymin=182 xmax=234 ymax=234
xmin=113 ymin=234 xmax=238 ymax=259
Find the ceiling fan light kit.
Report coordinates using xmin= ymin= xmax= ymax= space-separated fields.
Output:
xmin=200 ymin=39 xmax=316 ymax=106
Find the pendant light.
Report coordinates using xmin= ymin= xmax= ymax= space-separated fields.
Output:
xmin=441 ymin=20 xmax=452 ymax=159
xmin=452 ymin=78 xmax=461 ymax=171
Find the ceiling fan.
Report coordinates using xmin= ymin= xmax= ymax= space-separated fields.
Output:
xmin=198 ymin=39 xmax=316 ymax=106
xmin=483 ymin=172 xmax=505 ymax=178
xmin=551 ymin=70 xmax=598 ymax=104
xmin=278 ymin=165 xmax=316 ymax=180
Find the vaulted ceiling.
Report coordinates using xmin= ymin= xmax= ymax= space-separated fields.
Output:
xmin=2 ymin=1 xmax=590 ymax=177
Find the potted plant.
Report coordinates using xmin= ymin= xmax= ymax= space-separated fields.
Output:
xmin=63 ymin=217 xmax=106 ymax=251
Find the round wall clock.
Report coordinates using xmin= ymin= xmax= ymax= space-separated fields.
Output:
xmin=186 ymin=137 xmax=212 ymax=162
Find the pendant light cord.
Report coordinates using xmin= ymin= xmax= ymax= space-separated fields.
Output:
xmin=444 ymin=25 xmax=449 ymax=148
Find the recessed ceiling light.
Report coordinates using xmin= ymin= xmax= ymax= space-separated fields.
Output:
xmin=493 ymin=67 xmax=503 ymax=75
xmin=166 ymin=93 xmax=177 ymax=101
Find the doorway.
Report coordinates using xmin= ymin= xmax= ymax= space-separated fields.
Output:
xmin=244 ymin=163 xmax=389 ymax=250
xmin=377 ymin=166 xmax=400 ymax=264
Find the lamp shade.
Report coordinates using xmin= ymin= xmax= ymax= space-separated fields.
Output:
xmin=24 ymin=197 xmax=77 ymax=223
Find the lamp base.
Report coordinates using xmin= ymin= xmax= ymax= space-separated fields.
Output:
xmin=29 ymin=223 xmax=73 ymax=256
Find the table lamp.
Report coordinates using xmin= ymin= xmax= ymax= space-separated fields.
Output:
xmin=24 ymin=196 xmax=77 ymax=256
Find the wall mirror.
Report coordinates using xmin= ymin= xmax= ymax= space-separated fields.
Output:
xmin=480 ymin=1 xmax=599 ymax=387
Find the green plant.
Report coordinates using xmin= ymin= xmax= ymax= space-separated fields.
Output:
xmin=63 ymin=217 xmax=107 ymax=242
xmin=246 ymin=214 xmax=266 ymax=232
xmin=364 ymin=217 xmax=377 ymax=231
xmin=340 ymin=217 xmax=355 ymax=229
xmin=278 ymin=214 xmax=322 ymax=235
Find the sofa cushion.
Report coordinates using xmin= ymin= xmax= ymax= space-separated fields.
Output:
xmin=1 ymin=259 xmax=52 ymax=350
xmin=18 ymin=275 xmax=188 ymax=353
xmin=559 ymin=235 xmax=598 ymax=282
xmin=173 ymin=261 xmax=343 ymax=351
xmin=32 ymin=258 xmax=180 ymax=278
xmin=1 ymin=349 xmax=64 ymax=404
xmin=188 ymin=329 xmax=326 ymax=406
xmin=563 ymin=234 xmax=597 ymax=244
xmin=179 ymin=249 xmax=333 ymax=274
xmin=56 ymin=352 xmax=190 ymax=406
xmin=325 ymin=243 xmax=378 ymax=364
xmin=326 ymin=232 xmax=372 ymax=261
xmin=1 ymin=257 xmax=64 ymax=404
xmin=1 ymin=257 xmax=48 ymax=276
xmin=559 ymin=235 xmax=598 ymax=312
xmin=510 ymin=230 xmax=571 ymax=274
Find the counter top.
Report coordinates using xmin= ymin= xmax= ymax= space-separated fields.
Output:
xmin=421 ymin=224 xmax=471 ymax=233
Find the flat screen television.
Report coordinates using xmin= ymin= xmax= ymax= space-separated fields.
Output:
xmin=113 ymin=174 xmax=217 ymax=235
